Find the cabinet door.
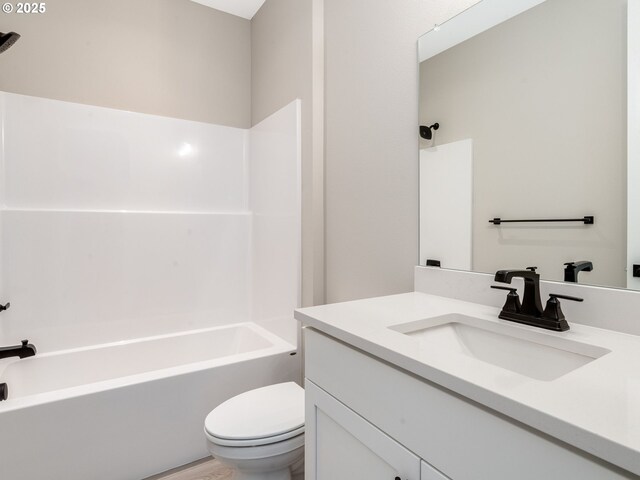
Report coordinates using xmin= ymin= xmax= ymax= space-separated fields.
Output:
xmin=305 ymin=379 xmax=421 ymax=480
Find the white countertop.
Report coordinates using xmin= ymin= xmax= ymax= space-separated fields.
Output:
xmin=295 ymin=292 xmax=640 ymax=476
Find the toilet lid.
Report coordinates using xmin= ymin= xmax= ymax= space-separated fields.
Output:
xmin=204 ymin=382 xmax=305 ymax=443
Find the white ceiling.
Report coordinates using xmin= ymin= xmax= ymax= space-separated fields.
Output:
xmin=190 ymin=0 xmax=267 ymax=20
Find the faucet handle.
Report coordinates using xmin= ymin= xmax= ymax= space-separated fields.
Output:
xmin=0 ymin=302 xmax=9 ymax=312
xmin=548 ymin=293 xmax=583 ymax=302
xmin=491 ymin=285 xmax=521 ymax=314
xmin=542 ymin=293 xmax=583 ymax=331
xmin=491 ymin=286 xmax=517 ymax=293
xmin=21 ymin=339 xmax=29 ymax=347
xmin=526 ymin=266 xmax=538 ymax=272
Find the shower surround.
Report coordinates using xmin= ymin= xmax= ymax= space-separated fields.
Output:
xmin=0 ymin=92 xmax=301 ymax=479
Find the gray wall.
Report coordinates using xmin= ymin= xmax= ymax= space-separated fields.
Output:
xmin=419 ymin=0 xmax=627 ymax=287
xmin=251 ymin=0 xmax=324 ymax=307
xmin=0 ymin=0 xmax=251 ymax=127
xmin=323 ymin=0 xmax=478 ymax=302
xmin=251 ymin=0 xmax=487 ymax=305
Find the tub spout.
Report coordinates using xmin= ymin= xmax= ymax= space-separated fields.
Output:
xmin=0 ymin=339 xmax=36 ymax=360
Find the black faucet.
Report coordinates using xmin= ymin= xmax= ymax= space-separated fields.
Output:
xmin=0 ymin=339 xmax=37 ymax=360
xmin=494 ymin=267 xmax=544 ymax=317
xmin=492 ymin=268 xmax=582 ymax=331
xmin=564 ymin=261 xmax=593 ymax=283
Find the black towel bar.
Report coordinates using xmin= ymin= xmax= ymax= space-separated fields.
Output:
xmin=489 ymin=216 xmax=594 ymax=225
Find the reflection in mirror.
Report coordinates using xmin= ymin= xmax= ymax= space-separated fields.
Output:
xmin=418 ymin=0 xmax=638 ymax=290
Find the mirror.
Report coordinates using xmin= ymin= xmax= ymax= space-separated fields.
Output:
xmin=418 ymin=0 xmax=639 ymax=290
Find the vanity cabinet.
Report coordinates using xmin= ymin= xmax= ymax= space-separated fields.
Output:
xmin=304 ymin=328 xmax=635 ymax=480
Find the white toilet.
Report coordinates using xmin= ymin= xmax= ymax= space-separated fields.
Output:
xmin=204 ymin=382 xmax=305 ymax=480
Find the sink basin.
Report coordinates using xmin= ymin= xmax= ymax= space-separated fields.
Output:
xmin=389 ymin=313 xmax=610 ymax=381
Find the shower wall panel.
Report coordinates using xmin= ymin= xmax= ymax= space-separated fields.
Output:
xmin=0 ymin=92 xmax=252 ymax=352
xmin=0 ymin=92 xmax=248 ymax=212
xmin=0 ymin=92 xmax=300 ymax=352
xmin=250 ymin=100 xmax=301 ymax=345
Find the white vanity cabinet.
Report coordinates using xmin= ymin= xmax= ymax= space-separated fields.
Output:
xmin=304 ymin=328 xmax=636 ymax=480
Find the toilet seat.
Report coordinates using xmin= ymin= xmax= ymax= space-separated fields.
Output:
xmin=205 ymin=424 xmax=305 ymax=447
xmin=205 ymin=432 xmax=304 ymax=457
xmin=204 ymin=382 xmax=304 ymax=447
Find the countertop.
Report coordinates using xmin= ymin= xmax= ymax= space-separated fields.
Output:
xmin=295 ymin=292 xmax=640 ymax=476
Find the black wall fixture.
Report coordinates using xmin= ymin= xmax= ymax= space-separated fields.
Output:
xmin=0 ymin=31 xmax=20 ymax=54
xmin=564 ymin=261 xmax=593 ymax=283
xmin=419 ymin=123 xmax=439 ymax=140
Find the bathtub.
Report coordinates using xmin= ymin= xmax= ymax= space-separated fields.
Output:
xmin=0 ymin=322 xmax=299 ymax=480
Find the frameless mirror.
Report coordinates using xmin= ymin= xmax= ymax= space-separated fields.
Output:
xmin=418 ymin=0 xmax=640 ymax=290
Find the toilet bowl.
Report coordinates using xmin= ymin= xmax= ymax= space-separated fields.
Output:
xmin=204 ymin=382 xmax=305 ymax=480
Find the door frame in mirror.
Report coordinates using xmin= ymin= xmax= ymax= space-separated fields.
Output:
xmin=628 ymin=0 xmax=640 ymax=290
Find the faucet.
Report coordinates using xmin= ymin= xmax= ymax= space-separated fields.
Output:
xmin=492 ymin=267 xmax=582 ymax=331
xmin=564 ymin=261 xmax=593 ymax=283
xmin=494 ymin=267 xmax=544 ymax=317
xmin=0 ymin=339 xmax=37 ymax=360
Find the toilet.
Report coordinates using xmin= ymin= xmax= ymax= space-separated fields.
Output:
xmin=204 ymin=382 xmax=305 ymax=480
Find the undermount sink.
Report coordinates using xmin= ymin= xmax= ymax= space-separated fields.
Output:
xmin=389 ymin=313 xmax=610 ymax=381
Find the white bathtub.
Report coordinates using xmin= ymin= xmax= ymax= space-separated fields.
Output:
xmin=0 ymin=322 xmax=299 ymax=480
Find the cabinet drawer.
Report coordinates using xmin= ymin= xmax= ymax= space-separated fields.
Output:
xmin=304 ymin=328 xmax=634 ymax=480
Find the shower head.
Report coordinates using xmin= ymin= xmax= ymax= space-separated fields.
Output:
xmin=419 ymin=122 xmax=439 ymax=140
xmin=0 ymin=31 xmax=20 ymax=54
